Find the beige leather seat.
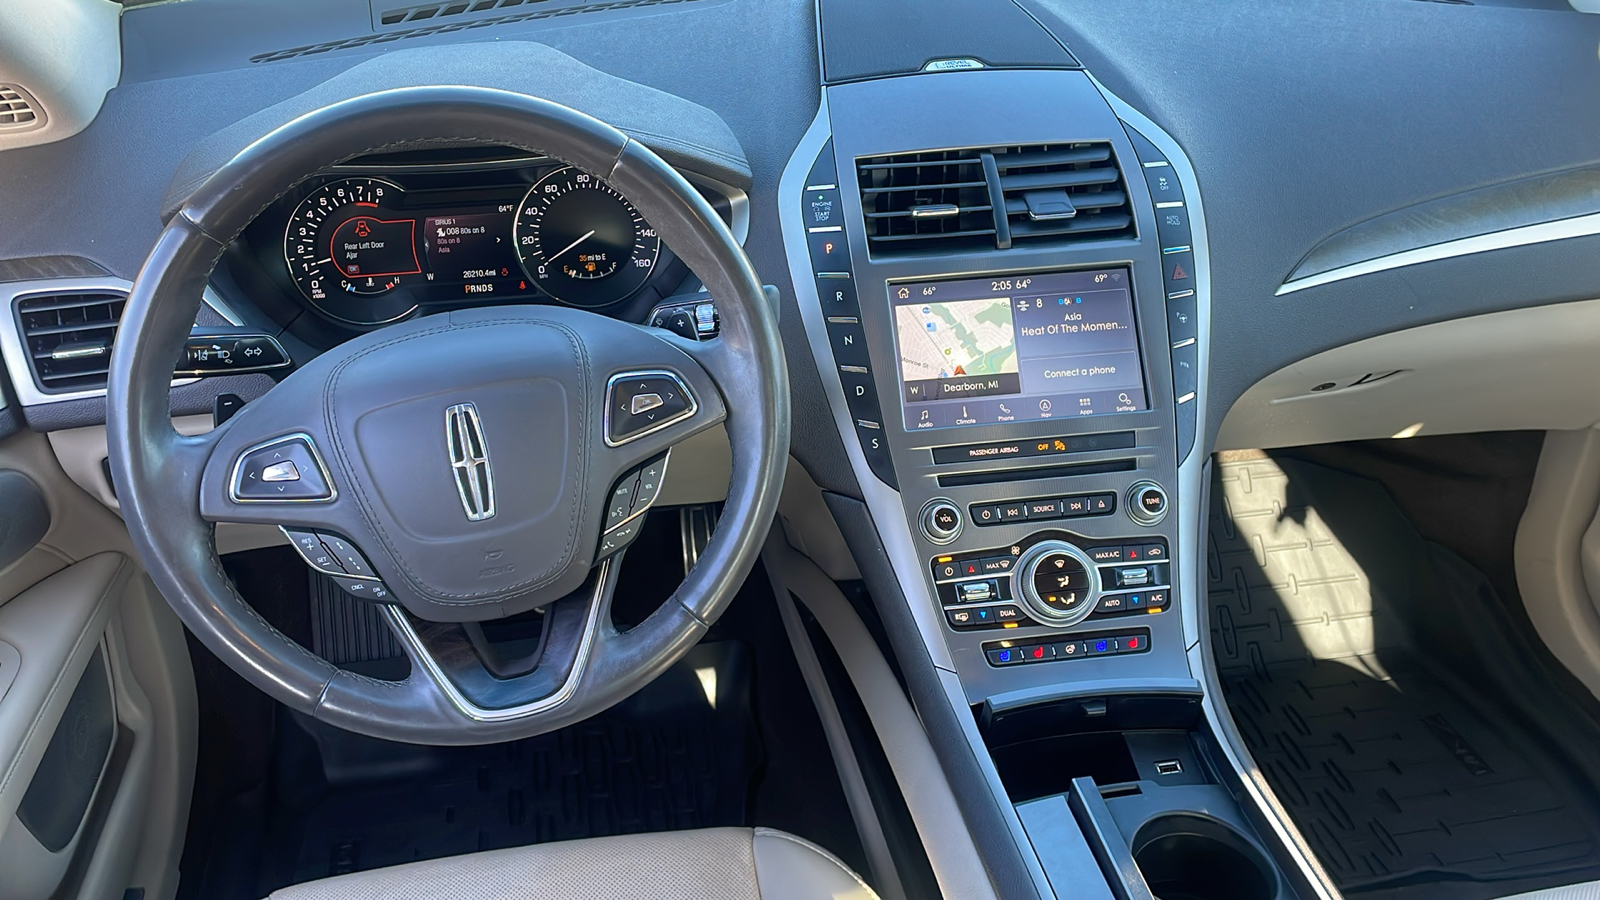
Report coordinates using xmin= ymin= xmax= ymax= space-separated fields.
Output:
xmin=267 ymin=828 xmax=880 ymax=900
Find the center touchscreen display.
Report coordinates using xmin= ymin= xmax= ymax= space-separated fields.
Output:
xmin=892 ymin=267 xmax=1146 ymax=430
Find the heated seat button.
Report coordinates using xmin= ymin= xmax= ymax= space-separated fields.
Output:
xmin=608 ymin=374 xmax=694 ymax=444
xmin=233 ymin=435 xmax=332 ymax=502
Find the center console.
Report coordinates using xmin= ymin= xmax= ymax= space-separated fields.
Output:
xmin=782 ymin=67 xmax=1322 ymax=900
xmin=795 ymin=70 xmax=1198 ymax=705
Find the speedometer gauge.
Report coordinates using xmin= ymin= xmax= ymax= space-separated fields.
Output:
xmin=513 ymin=167 xmax=661 ymax=307
xmin=284 ymin=177 xmax=421 ymax=324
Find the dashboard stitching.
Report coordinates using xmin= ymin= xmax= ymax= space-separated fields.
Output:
xmin=322 ymin=317 xmax=587 ymax=604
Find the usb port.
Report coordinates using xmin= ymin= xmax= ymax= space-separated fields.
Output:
xmin=1154 ymin=759 xmax=1183 ymax=776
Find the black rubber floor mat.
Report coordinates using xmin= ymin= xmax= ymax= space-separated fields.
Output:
xmin=1210 ymin=454 xmax=1600 ymax=900
xmin=250 ymin=641 xmax=760 ymax=895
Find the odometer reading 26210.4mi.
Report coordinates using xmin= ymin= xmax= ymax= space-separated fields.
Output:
xmin=513 ymin=166 xmax=660 ymax=307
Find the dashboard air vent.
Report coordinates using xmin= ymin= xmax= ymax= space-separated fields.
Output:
xmin=857 ymin=141 xmax=1135 ymax=256
xmin=15 ymin=291 xmax=126 ymax=392
xmin=856 ymin=150 xmax=996 ymax=254
xmin=0 ymin=85 xmax=41 ymax=131
xmin=993 ymin=143 xmax=1135 ymax=246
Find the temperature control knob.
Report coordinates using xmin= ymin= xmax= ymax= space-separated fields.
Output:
xmin=1017 ymin=540 xmax=1102 ymax=626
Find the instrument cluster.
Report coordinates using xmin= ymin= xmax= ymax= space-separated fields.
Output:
xmin=229 ymin=151 xmax=717 ymax=332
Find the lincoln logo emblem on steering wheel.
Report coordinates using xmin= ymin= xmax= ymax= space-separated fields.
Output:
xmin=445 ymin=402 xmax=496 ymax=522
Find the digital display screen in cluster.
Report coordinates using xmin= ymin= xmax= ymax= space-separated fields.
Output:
xmin=892 ymin=267 xmax=1147 ymax=430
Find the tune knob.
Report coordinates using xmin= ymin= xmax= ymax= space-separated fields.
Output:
xmin=1127 ymin=481 xmax=1169 ymax=526
xmin=1017 ymin=540 xmax=1102 ymax=626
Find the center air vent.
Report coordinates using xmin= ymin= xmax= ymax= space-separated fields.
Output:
xmin=15 ymin=291 xmax=126 ymax=393
xmin=857 ymin=141 xmax=1135 ymax=256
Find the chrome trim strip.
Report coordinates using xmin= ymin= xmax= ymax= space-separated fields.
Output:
xmin=227 ymin=432 xmax=338 ymax=505
xmin=601 ymin=369 xmax=698 ymax=448
xmin=381 ymin=558 xmax=611 ymax=722
xmin=1092 ymin=75 xmax=1341 ymax=900
xmin=1277 ymin=210 xmax=1600 ymax=296
xmin=0 ymin=276 xmax=235 ymax=406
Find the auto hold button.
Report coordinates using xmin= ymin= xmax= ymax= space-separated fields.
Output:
xmin=607 ymin=372 xmax=695 ymax=445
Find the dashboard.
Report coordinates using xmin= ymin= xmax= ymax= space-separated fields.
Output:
xmin=222 ymin=150 xmax=734 ymax=346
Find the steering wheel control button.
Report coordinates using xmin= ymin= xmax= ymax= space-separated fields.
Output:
xmin=319 ymin=534 xmax=375 ymax=579
xmin=1017 ymin=540 xmax=1102 ymax=626
xmin=606 ymin=475 xmax=639 ymax=530
xmin=284 ymin=528 xmax=343 ymax=574
xmin=1127 ymin=481 xmax=1170 ymax=526
xmin=597 ymin=516 xmax=644 ymax=559
xmin=232 ymin=434 xmax=334 ymax=502
xmin=333 ymin=576 xmax=390 ymax=601
xmin=176 ymin=333 xmax=291 ymax=376
xmin=920 ymin=499 xmax=962 ymax=543
xmin=606 ymin=371 xmax=696 ymax=446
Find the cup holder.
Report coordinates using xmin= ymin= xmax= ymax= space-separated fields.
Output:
xmin=1131 ymin=814 xmax=1278 ymax=900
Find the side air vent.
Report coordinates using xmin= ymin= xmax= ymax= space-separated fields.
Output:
xmin=993 ymin=143 xmax=1134 ymax=245
xmin=0 ymin=85 xmax=42 ymax=131
xmin=15 ymin=291 xmax=126 ymax=392
xmin=858 ymin=141 xmax=1135 ymax=256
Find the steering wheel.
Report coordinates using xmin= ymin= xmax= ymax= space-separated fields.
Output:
xmin=106 ymin=87 xmax=789 ymax=744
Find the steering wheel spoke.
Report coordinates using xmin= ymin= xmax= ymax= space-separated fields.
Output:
xmin=381 ymin=559 xmax=615 ymax=720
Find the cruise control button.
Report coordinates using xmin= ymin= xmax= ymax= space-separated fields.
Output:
xmin=234 ymin=436 xmax=332 ymax=501
xmin=608 ymin=374 xmax=694 ymax=444
xmin=319 ymin=534 xmax=374 ymax=578
xmin=284 ymin=529 xmax=342 ymax=574
xmin=333 ymin=576 xmax=389 ymax=601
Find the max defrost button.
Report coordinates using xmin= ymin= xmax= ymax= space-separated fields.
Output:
xmin=233 ymin=435 xmax=333 ymax=502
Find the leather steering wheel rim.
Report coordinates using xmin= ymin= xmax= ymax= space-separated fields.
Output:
xmin=107 ymin=86 xmax=789 ymax=744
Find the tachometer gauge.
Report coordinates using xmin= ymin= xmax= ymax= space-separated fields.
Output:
xmin=513 ymin=166 xmax=661 ymax=307
xmin=284 ymin=178 xmax=421 ymax=322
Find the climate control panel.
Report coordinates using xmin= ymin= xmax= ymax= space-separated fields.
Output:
xmin=931 ymin=533 xmax=1170 ymax=652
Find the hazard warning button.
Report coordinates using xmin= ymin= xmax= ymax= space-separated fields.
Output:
xmin=1163 ymin=251 xmax=1195 ymax=298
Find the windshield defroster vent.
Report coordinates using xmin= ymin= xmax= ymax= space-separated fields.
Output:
xmin=15 ymin=291 xmax=126 ymax=393
xmin=858 ymin=141 xmax=1135 ymax=256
